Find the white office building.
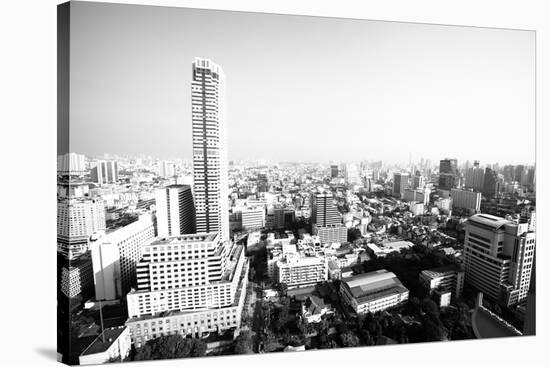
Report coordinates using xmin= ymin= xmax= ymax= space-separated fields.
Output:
xmin=463 ymin=214 xmax=535 ymax=306
xmin=125 ymin=232 xmax=248 ymax=345
xmin=241 ymin=207 xmax=266 ymax=231
xmin=91 ymin=214 xmax=155 ymax=301
xmin=192 ymin=58 xmax=229 ymax=241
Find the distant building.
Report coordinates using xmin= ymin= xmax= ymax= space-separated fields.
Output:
xmin=311 ymin=192 xmax=341 ymax=226
xmin=412 ymin=174 xmax=425 ymax=189
xmin=393 ymin=172 xmax=409 ymax=198
xmin=330 ymin=165 xmax=339 ymax=178
xmin=79 ymin=326 xmax=131 ymax=365
xmin=483 ymin=168 xmax=500 ymax=198
xmin=313 ymin=224 xmax=347 ymax=244
xmin=463 ymin=214 xmax=535 ymax=307
xmin=420 ymin=265 xmax=465 ymax=298
xmin=339 ymin=270 xmax=409 ymax=314
xmin=91 ymin=160 xmax=118 ymax=186
xmin=450 ymin=188 xmax=481 ymax=212
xmin=155 ymin=185 xmax=195 ymax=237
xmin=403 ymin=187 xmax=430 ymax=206
xmin=438 ymin=158 xmax=458 ymax=191
xmin=465 ymin=166 xmax=485 ymax=191
xmin=159 ymin=161 xmax=175 ymax=178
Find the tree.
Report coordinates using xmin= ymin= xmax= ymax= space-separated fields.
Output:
xmin=234 ymin=331 xmax=254 ymax=354
xmin=340 ymin=331 xmax=360 ymax=347
xmin=133 ymin=335 xmax=206 ymax=361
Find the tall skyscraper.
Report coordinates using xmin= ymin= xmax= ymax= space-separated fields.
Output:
xmin=155 ymin=185 xmax=195 ymax=237
xmin=393 ymin=172 xmax=409 ymax=198
xmin=192 ymin=58 xmax=229 ymax=240
xmin=483 ymin=167 xmax=500 ymax=198
xmin=438 ymin=158 xmax=458 ymax=191
xmin=463 ymin=214 xmax=535 ymax=307
xmin=465 ymin=165 xmax=485 ymax=191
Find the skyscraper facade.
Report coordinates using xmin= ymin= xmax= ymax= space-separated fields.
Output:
xmin=393 ymin=172 xmax=409 ymax=198
xmin=155 ymin=184 xmax=195 ymax=237
xmin=463 ymin=214 xmax=535 ymax=307
xmin=311 ymin=192 xmax=341 ymax=227
xmin=438 ymin=158 xmax=458 ymax=191
xmin=191 ymin=58 xmax=229 ymax=240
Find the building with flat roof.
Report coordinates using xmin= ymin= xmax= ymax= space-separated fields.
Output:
xmin=313 ymin=224 xmax=347 ymax=244
xmin=450 ymin=188 xmax=481 ymax=212
xmin=463 ymin=214 xmax=535 ymax=307
xmin=339 ymin=270 xmax=409 ymax=314
xmin=90 ymin=214 xmax=155 ymax=301
xmin=420 ymin=265 xmax=464 ymax=298
xmin=79 ymin=326 xmax=131 ymax=365
xmin=275 ymin=252 xmax=327 ymax=289
xmin=125 ymin=232 xmax=248 ymax=346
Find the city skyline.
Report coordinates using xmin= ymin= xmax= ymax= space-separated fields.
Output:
xmin=67 ymin=2 xmax=535 ymax=165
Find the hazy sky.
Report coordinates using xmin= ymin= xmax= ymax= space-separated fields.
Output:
xmin=69 ymin=1 xmax=535 ymax=165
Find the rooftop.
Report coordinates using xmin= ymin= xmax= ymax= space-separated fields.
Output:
xmin=467 ymin=214 xmax=512 ymax=231
xmin=80 ymin=327 xmax=127 ymax=356
xmin=342 ymin=270 xmax=409 ymax=304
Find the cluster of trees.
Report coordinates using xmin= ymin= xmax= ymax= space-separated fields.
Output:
xmin=132 ymin=335 xmax=207 ymax=361
xmin=352 ymin=244 xmax=461 ymax=299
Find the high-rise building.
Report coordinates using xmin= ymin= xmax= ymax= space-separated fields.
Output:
xmin=90 ymin=214 xmax=155 ymax=301
xmin=159 ymin=161 xmax=176 ymax=178
xmin=311 ymin=192 xmax=341 ymax=227
xmin=412 ymin=174 xmax=424 ymax=189
xmin=125 ymin=233 xmax=248 ymax=346
xmin=450 ymin=188 xmax=481 ymax=212
xmin=330 ymin=165 xmax=339 ymax=178
xmin=345 ymin=163 xmax=361 ymax=184
xmin=192 ymin=58 xmax=229 ymax=240
xmin=463 ymin=214 xmax=535 ymax=307
xmin=465 ymin=166 xmax=485 ymax=191
xmin=483 ymin=167 xmax=500 ymax=198
xmin=155 ymin=185 xmax=195 ymax=237
xmin=393 ymin=172 xmax=409 ymax=198
xmin=57 ymin=198 xmax=106 ymax=259
xmin=91 ymin=160 xmax=118 ymax=186
xmin=438 ymin=158 xmax=458 ymax=191
xmin=257 ymin=173 xmax=269 ymax=192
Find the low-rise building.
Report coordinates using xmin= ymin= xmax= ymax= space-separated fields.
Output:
xmin=419 ymin=265 xmax=465 ymax=298
xmin=339 ymin=270 xmax=409 ymax=314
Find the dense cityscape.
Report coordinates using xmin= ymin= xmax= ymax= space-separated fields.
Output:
xmin=58 ymin=58 xmax=536 ymax=365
